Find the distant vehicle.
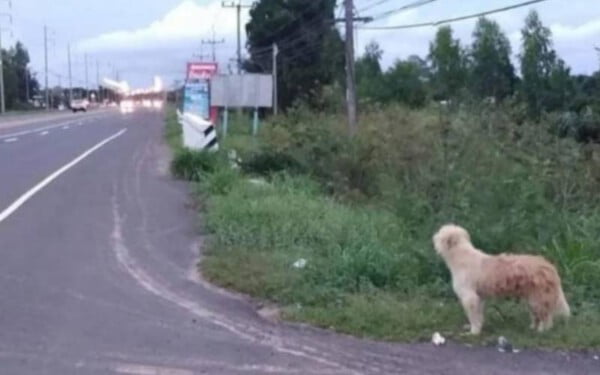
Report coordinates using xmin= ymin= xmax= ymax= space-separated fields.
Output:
xmin=71 ymin=99 xmax=89 ymax=112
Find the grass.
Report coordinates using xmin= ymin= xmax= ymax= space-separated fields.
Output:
xmin=166 ymin=104 xmax=600 ymax=349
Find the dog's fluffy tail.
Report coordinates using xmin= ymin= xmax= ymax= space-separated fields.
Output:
xmin=554 ymin=287 xmax=571 ymax=318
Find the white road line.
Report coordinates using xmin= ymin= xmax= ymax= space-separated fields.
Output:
xmin=0 ymin=121 xmax=75 ymax=140
xmin=62 ymin=126 xmax=70 ymax=130
xmin=3 ymin=137 xmax=18 ymax=143
xmin=39 ymin=131 xmax=49 ymax=136
xmin=0 ymin=129 xmax=127 ymax=224
xmin=0 ymin=112 xmax=113 ymax=141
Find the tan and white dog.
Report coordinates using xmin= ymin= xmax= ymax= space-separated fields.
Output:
xmin=433 ymin=224 xmax=570 ymax=334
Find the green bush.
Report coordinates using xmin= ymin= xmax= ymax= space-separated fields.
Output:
xmin=170 ymin=148 xmax=224 ymax=182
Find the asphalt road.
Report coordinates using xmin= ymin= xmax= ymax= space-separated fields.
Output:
xmin=0 ymin=110 xmax=597 ymax=375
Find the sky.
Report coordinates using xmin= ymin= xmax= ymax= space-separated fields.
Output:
xmin=3 ymin=0 xmax=600 ymax=89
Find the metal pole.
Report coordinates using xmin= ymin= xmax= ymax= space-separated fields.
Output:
xmin=44 ymin=25 xmax=50 ymax=110
xmin=68 ymin=44 xmax=73 ymax=104
xmin=0 ymin=28 xmax=5 ymax=113
xmin=344 ymin=0 xmax=357 ymax=135
xmin=272 ymin=43 xmax=278 ymax=115
xmin=222 ymin=107 xmax=229 ymax=138
xmin=252 ymin=107 xmax=259 ymax=136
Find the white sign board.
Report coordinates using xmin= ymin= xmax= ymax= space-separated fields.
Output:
xmin=211 ymin=74 xmax=273 ymax=108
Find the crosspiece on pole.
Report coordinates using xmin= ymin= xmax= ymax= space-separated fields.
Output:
xmin=201 ymin=38 xmax=225 ymax=62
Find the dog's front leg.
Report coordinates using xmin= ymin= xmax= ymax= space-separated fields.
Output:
xmin=459 ymin=291 xmax=484 ymax=335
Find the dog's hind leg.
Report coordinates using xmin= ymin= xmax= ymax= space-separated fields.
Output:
xmin=459 ymin=291 xmax=484 ymax=335
xmin=539 ymin=315 xmax=554 ymax=332
xmin=529 ymin=311 xmax=538 ymax=330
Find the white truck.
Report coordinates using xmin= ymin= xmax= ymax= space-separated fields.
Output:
xmin=70 ymin=98 xmax=89 ymax=112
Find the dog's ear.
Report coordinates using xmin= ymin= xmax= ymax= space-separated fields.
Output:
xmin=445 ymin=233 xmax=458 ymax=250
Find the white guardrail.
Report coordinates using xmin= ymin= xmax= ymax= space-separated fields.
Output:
xmin=176 ymin=110 xmax=218 ymax=151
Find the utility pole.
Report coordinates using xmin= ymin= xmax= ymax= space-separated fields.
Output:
xmin=44 ymin=25 xmax=50 ymax=110
xmin=0 ymin=27 xmax=4 ymax=113
xmin=25 ymin=67 xmax=30 ymax=102
xmin=68 ymin=44 xmax=73 ymax=104
xmin=84 ymin=53 xmax=89 ymax=100
xmin=222 ymin=1 xmax=250 ymax=74
xmin=0 ymin=2 xmax=12 ymax=114
xmin=96 ymin=59 xmax=100 ymax=102
xmin=201 ymin=28 xmax=225 ymax=62
xmin=272 ymin=43 xmax=278 ymax=115
xmin=344 ymin=0 xmax=357 ymax=135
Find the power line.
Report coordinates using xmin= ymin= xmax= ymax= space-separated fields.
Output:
xmin=361 ymin=0 xmax=550 ymax=30
xmin=222 ymin=1 xmax=251 ymax=74
xmin=359 ymin=0 xmax=401 ymax=13
xmin=367 ymin=0 xmax=438 ymax=23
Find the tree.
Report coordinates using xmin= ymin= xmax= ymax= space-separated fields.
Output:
xmin=428 ymin=26 xmax=467 ymax=100
xmin=382 ymin=58 xmax=428 ymax=108
xmin=245 ymin=0 xmax=343 ymax=110
xmin=546 ymin=58 xmax=574 ymax=112
xmin=470 ymin=17 xmax=516 ymax=101
xmin=355 ymin=41 xmax=384 ymax=103
xmin=1 ymin=41 xmax=39 ymax=109
xmin=519 ymin=10 xmax=557 ymax=118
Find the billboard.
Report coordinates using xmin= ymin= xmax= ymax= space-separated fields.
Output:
xmin=184 ymin=62 xmax=218 ymax=121
xmin=210 ymin=74 xmax=273 ymax=109
xmin=183 ymin=80 xmax=210 ymax=119
xmin=187 ymin=62 xmax=218 ymax=80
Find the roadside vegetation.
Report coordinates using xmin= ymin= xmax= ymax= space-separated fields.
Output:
xmin=165 ymin=7 xmax=600 ymax=349
xmin=166 ymin=102 xmax=600 ymax=349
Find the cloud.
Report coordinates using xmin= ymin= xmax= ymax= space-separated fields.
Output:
xmin=76 ymin=0 xmax=247 ymax=52
xmin=551 ymin=18 xmax=600 ymax=41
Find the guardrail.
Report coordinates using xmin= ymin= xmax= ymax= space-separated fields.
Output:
xmin=176 ymin=110 xmax=218 ymax=151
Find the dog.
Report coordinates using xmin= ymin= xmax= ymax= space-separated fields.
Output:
xmin=432 ymin=224 xmax=570 ymax=334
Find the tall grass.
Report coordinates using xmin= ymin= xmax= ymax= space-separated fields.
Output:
xmin=185 ymin=103 xmax=600 ymax=347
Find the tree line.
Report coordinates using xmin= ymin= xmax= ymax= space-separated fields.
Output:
xmin=244 ymin=2 xmax=600 ymax=140
xmin=356 ymin=11 xmax=588 ymax=119
xmin=1 ymin=41 xmax=40 ymax=110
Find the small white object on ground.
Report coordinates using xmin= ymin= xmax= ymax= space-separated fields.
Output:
xmin=228 ymin=150 xmax=241 ymax=169
xmin=292 ymin=258 xmax=307 ymax=269
xmin=432 ymin=332 xmax=446 ymax=346
xmin=248 ymin=178 xmax=268 ymax=186
xmin=593 ymin=355 xmax=599 ymax=360
xmin=497 ymin=336 xmax=514 ymax=353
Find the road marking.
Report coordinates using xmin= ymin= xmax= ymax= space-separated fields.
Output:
xmin=0 ymin=128 xmax=127 ymax=224
xmin=62 ymin=126 xmax=70 ymax=130
xmin=39 ymin=131 xmax=49 ymax=136
xmin=0 ymin=121 xmax=75 ymax=140
xmin=115 ymin=364 xmax=193 ymax=375
xmin=3 ymin=137 xmax=18 ymax=143
xmin=0 ymin=112 xmax=113 ymax=141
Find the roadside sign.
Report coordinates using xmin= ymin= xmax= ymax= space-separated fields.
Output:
xmin=184 ymin=62 xmax=218 ymax=122
xmin=183 ymin=79 xmax=210 ymax=120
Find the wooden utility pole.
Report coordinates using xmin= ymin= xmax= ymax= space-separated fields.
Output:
xmin=344 ymin=0 xmax=357 ymax=135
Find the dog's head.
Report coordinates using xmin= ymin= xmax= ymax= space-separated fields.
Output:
xmin=432 ymin=224 xmax=471 ymax=256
